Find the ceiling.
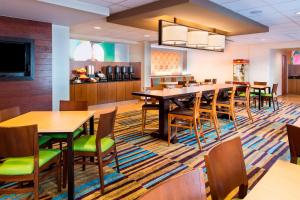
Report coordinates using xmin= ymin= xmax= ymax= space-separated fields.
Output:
xmin=107 ymin=0 xmax=268 ymax=36
xmin=1 ymin=0 xmax=300 ymax=44
xmin=209 ymin=0 xmax=300 ymax=44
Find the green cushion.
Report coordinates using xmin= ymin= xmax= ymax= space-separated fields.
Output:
xmin=0 ymin=149 xmax=61 ymax=175
xmin=46 ymin=127 xmax=84 ymax=139
xmin=73 ymin=135 xmax=115 ymax=153
xmin=297 ymin=158 xmax=300 ymax=165
xmin=38 ymin=135 xmax=52 ymax=146
xmin=261 ymin=93 xmax=272 ymax=97
xmin=239 ymin=93 xmax=257 ymax=97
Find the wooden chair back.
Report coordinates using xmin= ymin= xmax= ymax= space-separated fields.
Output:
xmin=178 ymin=81 xmax=187 ymax=87
xmin=96 ymin=107 xmax=118 ymax=142
xmin=287 ymin=124 xmax=300 ymax=164
xmin=0 ymin=106 xmax=21 ymax=122
xmin=225 ymin=81 xmax=233 ymax=84
xmin=139 ymin=169 xmax=207 ymax=200
xmin=253 ymin=81 xmax=267 ymax=86
xmin=229 ymin=86 xmax=237 ymax=105
xmin=212 ymin=79 xmax=217 ymax=84
xmin=0 ymin=125 xmax=38 ymax=158
xmin=59 ymin=100 xmax=88 ymax=111
xmin=193 ymin=92 xmax=202 ymax=119
xmin=189 ymin=80 xmax=197 ymax=84
xmin=272 ymin=83 xmax=278 ymax=96
xmin=205 ymin=137 xmax=248 ymax=200
xmin=204 ymin=79 xmax=212 ymax=83
xmin=212 ymin=89 xmax=219 ymax=110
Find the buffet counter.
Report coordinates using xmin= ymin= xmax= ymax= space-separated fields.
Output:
xmin=70 ymin=80 xmax=141 ymax=106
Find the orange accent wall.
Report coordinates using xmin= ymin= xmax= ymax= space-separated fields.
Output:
xmin=151 ymin=49 xmax=185 ymax=75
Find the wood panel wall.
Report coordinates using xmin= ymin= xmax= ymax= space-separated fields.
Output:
xmin=0 ymin=16 xmax=52 ymax=113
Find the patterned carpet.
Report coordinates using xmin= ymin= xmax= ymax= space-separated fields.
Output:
xmin=1 ymin=101 xmax=300 ymax=200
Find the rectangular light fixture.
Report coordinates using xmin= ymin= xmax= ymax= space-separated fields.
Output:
xmin=158 ymin=19 xmax=226 ymax=52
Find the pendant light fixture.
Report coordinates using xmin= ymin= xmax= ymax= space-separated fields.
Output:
xmin=162 ymin=24 xmax=188 ymax=45
xmin=208 ymin=34 xmax=226 ymax=49
xmin=187 ymin=30 xmax=208 ymax=47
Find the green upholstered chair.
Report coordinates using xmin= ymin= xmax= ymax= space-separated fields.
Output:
xmin=46 ymin=100 xmax=88 ymax=149
xmin=0 ymin=125 xmax=61 ymax=200
xmin=287 ymin=124 xmax=300 ymax=165
xmin=0 ymin=107 xmax=52 ymax=147
xmin=205 ymin=137 xmax=248 ymax=200
xmin=260 ymin=83 xmax=279 ymax=111
xmin=63 ymin=107 xmax=120 ymax=194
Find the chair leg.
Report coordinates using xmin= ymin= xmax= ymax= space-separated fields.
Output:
xmin=141 ymin=109 xmax=145 ymax=135
xmin=246 ymin=101 xmax=253 ymax=123
xmin=212 ymin=114 xmax=220 ymax=140
xmin=193 ymin=119 xmax=202 ymax=150
xmin=97 ymin=155 xmax=105 ymax=194
xmin=114 ymin=146 xmax=120 ymax=173
xmin=56 ymin=156 xmax=61 ymax=192
xmin=189 ymin=122 xmax=193 ymax=134
xmin=33 ymin=172 xmax=39 ymax=200
xmin=272 ymin=98 xmax=275 ymax=111
xmin=62 ymin=150 xmax=67 ymax=188
xmin=231 ymin=106 xmax=238 ymax=131
xmin=168 ymin=115 xmax=172 ymax=146
xmin=276 ymin=98 xmax=279 ymax=110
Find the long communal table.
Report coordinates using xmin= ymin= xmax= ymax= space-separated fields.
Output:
xmin=132 ymin=84 xmax=234 ymax=143
xmin=0 ymin=111 xmax=95 ymax=200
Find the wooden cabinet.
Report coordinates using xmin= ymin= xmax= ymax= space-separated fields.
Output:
xmin=71 ymin=80 xmax=140 ymax=106
xmin=70 ymin=83 xmax=97 ymax=106
xmin=288 ymin=79 xmax=300 ymax=94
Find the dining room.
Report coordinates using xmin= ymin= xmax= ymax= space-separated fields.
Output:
xmin=1 ymin=0 xmax=300 ymax=200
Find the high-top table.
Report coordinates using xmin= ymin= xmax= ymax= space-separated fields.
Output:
xmin=251 ymin=85 xmax=271 ymax=110
xmin=0 ymin=111 xmax=95 ymax=200
xmin=132 ymin=84 xmax=234 ymax=143
xmin=244 ymin=160 xmax=300 ymax=200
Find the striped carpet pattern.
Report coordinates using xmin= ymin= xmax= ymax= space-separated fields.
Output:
xmin=1 ymin=102 xmax=299 ymax=200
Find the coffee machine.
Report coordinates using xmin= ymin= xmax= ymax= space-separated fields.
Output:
xmin=106 ymin=66 xmax=113 ymax=81
xmin=128 ymin=66 xmax=135 ymax=80
xmin=115 ymin=66 xmax=121 ymax=81
xmin=121 ymin=66 xmax=128 ymax=80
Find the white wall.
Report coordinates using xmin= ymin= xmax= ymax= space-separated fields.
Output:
xmin=187 ymin=41 xmax=300 ymax=95
xmin=52 ymin=25 xmax=70 ymax=110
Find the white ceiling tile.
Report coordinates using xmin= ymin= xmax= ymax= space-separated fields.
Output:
xmin=271 ymin=0 xmax=300 ymax=12
xmin=78 ymin=0 xmax=113 ymax=6
xmin=221 ymin=0 xmax=268 ymax=12
xmin=103 ymin=0 xmax=127 ymax=3
xmin=109 ymin=4 xmax=129 ymax=13
xmin=263 ymin=0 xmax=296 ymax=4
xmin=120 ymin=0 xmax=157 ymax=8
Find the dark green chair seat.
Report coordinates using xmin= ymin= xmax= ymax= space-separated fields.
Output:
xmin=47 ymin=127 xmax=84 ymax=139
xmin=38 ymin=135 xmax=52 ymax=146
xmin=261 ymin=93 xmax=272 ymax=97
xmin=73 ymin=135 xmax=114 ymax=152
xmin=0 ymin=149 xmax=61 ymax=175
xmin=297 ymin=158 xmax=300 ymax=165
xmin=239 ymin=92 xmax=257 ymax=97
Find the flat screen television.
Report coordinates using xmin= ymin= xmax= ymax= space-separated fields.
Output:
xmin=0 ymin=37 xmax=34 ymax=80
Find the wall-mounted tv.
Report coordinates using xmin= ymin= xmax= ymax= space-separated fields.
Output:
xmin=0 ymin=37 xmax=35 ymax=80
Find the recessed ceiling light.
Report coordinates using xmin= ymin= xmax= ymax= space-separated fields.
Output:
xmin=94 ymin=26 xmax=101 ymax=30
xmin=250 ymin=10 xmax=262 ymax=14
xmin=144 ymin=34 xmax=150 ymax=38
xmin=296 ymin=11 xmax=300 ymax=15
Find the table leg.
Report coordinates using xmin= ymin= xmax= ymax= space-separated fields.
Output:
xmin=89 ymin=116 xmax=94 ymax=135
xmin=89 ymin=116 xmax=95 ymax=162
xmin=67 ymin=132 xmax=74 ymax=200
xmin=258 ymin=89 xmax=261 ymax=110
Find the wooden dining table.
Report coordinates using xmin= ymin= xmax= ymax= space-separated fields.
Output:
xmin=0 ymin=111 xmax=95 ymax=200
xmin=251 ymin=85 xmax=271 ymax=110
xmin=132 ymin=84 xmax=234 ymax=143
xmin=244 ymin=160 xmax=300 ymax=200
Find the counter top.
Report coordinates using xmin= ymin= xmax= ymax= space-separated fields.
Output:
xmin=70 ymin=79 xmax=140 ymax=84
